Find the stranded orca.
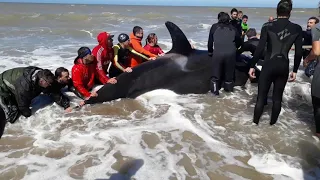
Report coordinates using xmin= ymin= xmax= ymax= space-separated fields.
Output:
xmin=85 ymin=21 xmax=260 ymax=104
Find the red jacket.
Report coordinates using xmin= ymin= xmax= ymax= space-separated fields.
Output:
xmin=71 ymin=58 xmax=109 ymax=98
xmin=92 ymin=32 xmax=113 ymax=82
xmin=143 ymin=44 xmax=164 ymax=55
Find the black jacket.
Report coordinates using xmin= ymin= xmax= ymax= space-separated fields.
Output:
xmin=208 ymin=22 xmax=242 ymax=54
xmin=237 ymin=37 xmax=265 ymax=59
xmin=0 ymin=66 xmax=70 ymax=118
xmin=230 ymin=19 xmax=243 ymax=36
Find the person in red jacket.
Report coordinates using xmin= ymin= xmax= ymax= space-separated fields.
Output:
xmin=144 ymin=33 xmax=165 ymax=56
xmin=92 ymin=32 xmax=114 ymax=79
xmin=129 ymin=26 xmax=157 ymax=67
xmin=71 ymin=47 xmax=117 ymax=100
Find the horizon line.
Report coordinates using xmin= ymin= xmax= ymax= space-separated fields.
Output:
xmin=0 ymin=1 xmax=316 ymax=9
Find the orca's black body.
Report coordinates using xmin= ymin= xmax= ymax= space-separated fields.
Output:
xmin=85 ymin=21 xmax=258 ymax=104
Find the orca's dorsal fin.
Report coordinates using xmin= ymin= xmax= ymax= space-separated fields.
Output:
xmin=165 ymin=21 xmax=193 ymax=55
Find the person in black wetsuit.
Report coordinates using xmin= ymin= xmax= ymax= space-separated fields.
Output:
xmin=248 ymin=0 xmax=303 ymax=125
xmin=230 ymin=8 xmax=243 ymax=39
xmin=208 ymin=12 xmax=242 ymax=95
xmin=237 ymin=28 xmax=264 ymax=61
xmin=236 ymin=28 xmax=265 ymax=83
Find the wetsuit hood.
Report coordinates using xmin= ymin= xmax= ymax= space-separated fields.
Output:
xmin=97 ymin=32 xmax=114 ymax=49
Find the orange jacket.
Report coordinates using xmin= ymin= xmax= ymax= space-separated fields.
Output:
xmin=129 ymin=33 xmax=157 ymax=67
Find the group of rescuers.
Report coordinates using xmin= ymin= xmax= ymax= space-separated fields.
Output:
xmin=1 ymin=0 xmax=320 ymax=139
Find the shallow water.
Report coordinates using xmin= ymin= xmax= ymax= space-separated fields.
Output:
xmin=0 ymin=3 xmax=319 ymax=180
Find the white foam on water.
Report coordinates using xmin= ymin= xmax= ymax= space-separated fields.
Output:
xmin=1 ymin=19 xmax=320 ymax=180
xmin=79 ymin=29 xmax=94 ymax=39
xmin=248 ymin=153 xmax=304 ymax=180
xmin=198 ymin=23 xmax=211 ymax=30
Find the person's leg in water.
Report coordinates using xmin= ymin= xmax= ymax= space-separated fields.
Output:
xmin=210 ymin=52 xmax=223 ymax=95
xmin=253 ymin=68 xmax=273 ymax=124
xmin=269 ymin=74 xmax=288 ymax=125
xmin=0 ymin=106 xmax=6 ymax=139
xmin=312 ymin=96 xmax=320 ymax=136
xmin=224 ymin=52 xmax=236 ymax=92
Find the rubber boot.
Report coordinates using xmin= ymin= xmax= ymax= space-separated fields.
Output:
xmin=224 ymin=81 xmax=234 ymax=92
xmin=210 ymin=78 xmax=220 ymax=96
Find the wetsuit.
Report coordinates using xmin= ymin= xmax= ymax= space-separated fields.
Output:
xmin=208 ymin=22 xmax=242 ymax=95
xmin=230 ymin=19 xmax=243 ymax=37
xmin=302 ymin=29 xmax=312 ymax=59
xmin=311 ymin=24 xmax=320 ymax=133
xmin=250 ymin=18 xmax=303 ymax=125
xmin=109 ymin=43 xmax=149 ymax=77
xmin=237 ymin=37 xmax=263 ymax=57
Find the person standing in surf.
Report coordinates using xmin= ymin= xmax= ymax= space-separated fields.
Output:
xmin=129 ymin=26 xmax=157 ymax=67
xmin=208 ymin=12 xmax=242 ymax=95
xmin=249 ymin=0 xmax=303 ymax=125
xmin=303 ymin=23 xmax=320 ymax=137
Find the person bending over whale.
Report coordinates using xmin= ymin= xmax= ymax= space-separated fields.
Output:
xmin=249 ymin=0 xmax=303 ymax=125
xmin=208 ymin=12 xmax=242 ymax=95
xmin=237 ymin=28 xmax=265 ymax=64
xmin=42 ymin=67 xmax=73 ymax=112
xmin=72 ymin=47 xmax=117 ymax=100
xmin=235 ymin=28 xmax=265 ymax=86
xmin=109 ymin=33 xmax=154 ymax=78
xmin=0 ymin=67 xmax=65 ymax=138
xmin=129 ymin=26 xmax=157 ymax=67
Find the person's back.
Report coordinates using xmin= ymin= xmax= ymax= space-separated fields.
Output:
xmin=249 ymin=0 xmax=303 ymax=125
xmin=256 ymin=19 xmax=301 ymax=66
xmin=208 ymin=12 xmax=242 ymax=95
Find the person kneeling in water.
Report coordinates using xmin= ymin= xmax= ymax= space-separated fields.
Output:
xmin=0 ymin=67 xmax=67 ymax=138
xmin=109 ymin=33 xmax=154 ymax=78
xmin=144 ymin=33 xmax=165 ymax=56
xmin=72 ymin=47 xmax=117 ymax=100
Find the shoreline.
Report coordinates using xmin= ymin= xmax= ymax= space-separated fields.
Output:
xmin=0 ymin=2 xmax=316 ymax=9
